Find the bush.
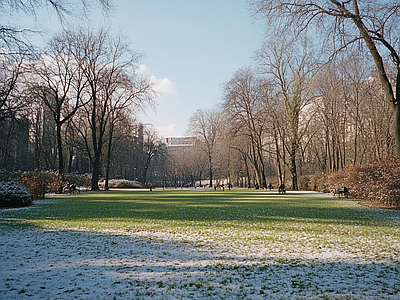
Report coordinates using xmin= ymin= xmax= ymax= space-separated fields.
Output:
xmin=308 ymin=173 xmax=330 ymax=193
xmin=324 ymin=156 xmax=400 ymax=209
xmin=14 ymin=171 xmax=64 ymax=195
xmin=0 ymin=170 xmax=92 ymax=195
xmin=44 ymin=173 xmax=65 ymax=194
xmin=64 ymin=173 xmax=91 ymax=188
xmin=298 ymin=176 xmax=310 ymax=191
xmin=0 ymin=181 xmax=33 ymax=208
xmin=17 ymin=175 xmax=46 ymax=200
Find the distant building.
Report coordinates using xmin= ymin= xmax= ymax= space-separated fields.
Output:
xmin=165 ymin=137 xmax=196 ymax=148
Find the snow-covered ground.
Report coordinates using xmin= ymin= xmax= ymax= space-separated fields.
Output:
xmin=1 ymin=226 xmax=400 ymax=300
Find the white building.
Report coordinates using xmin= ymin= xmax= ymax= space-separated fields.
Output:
xmin=165 ymin=137 xmax=196 ymax=148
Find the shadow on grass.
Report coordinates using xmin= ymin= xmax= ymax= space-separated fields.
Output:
xmin=1 ymin=228 xmax=399 ymax=299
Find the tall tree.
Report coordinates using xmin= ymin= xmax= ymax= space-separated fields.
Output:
xmin=0 ymin=53 xmax=31 ymax=170
xmin=28 ymin=31 xmax=88 ymax=174
xmin=257 ymin=40 xmax=316 ymax=190
xmin=250 ymin=0 xmax=400 ymax=153
xmin=0 ymin=53 xmax=26 ymax=122
xmin=188 ymin=108 xmax=222 ymax=188
xmin=69 ymin=28 xmax=149 ymax=190
xmin=222 ymin=67 xmax=270 ymax=189
xmin=102 ymin=57 xmax=155 ymax=190
xmin=139 ymin=125 xmax=164 ymax=186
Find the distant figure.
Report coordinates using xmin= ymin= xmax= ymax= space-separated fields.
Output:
xmin=338 ymin=187 xmax=349 ymax=198
xmin=268 ymin=182 xmax=272 ymax=191
xmin=221 ymin=183 xmax=225 ymax=191
xmin=255 ymin=182 xmax=260 ymax=190
xmin=278 ymin=183 xmax=286 ymax=194
xmin=228 ymin=183 xmax=232 ymax=190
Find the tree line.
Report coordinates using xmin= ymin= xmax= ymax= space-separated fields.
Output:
xmin=0 ymin=28 xmax=167 ymax=190
xmin=0 ymin=0 xmax=169 ymax=190
xmin=185 ymin=0 xmax=399 ymax=190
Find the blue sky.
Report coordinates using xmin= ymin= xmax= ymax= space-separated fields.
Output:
xmin=12 ymin=1 xmax=264 ymax=137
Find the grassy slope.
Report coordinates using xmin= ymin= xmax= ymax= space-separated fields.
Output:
xmin=1 ymin=189 xmax=399 ymax=262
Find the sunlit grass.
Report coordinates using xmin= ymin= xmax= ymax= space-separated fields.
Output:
xmin=1 ymin=189 xmax=399 ymax=262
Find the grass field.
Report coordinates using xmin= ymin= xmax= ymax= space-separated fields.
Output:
xmin=1 ymin=189 xmax=400 ymax=299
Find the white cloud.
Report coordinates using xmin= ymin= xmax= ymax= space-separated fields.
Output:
xmin=152 ymin=76 xmax=178 ymax=97
xmin=137 ymin=64 xmax=149 ymax=74
xmin=137 ymin=64 xmax=178 ymax=100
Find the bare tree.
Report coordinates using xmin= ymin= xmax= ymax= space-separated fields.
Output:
xmin=0 ymin=53 xmax=32 ymax=170
xmin=0 ymin=53 xmax=26 ymax=122
xmin=308 ymin=51 xmax=395 ymax=173
xmin=188 ymin=108 xmax=222 ymax=188
xmin=102 ymin=58 xmax=156 ymax=190
xmin=222 ymin=67 xmax=270 ymax=189
xmin=140 ymin=125 xmax=164 ymax=186
xmin=250 ymin=0 xmax=400 ymax=153
xmin=257 ymin=40 xmax=316 ymax=190
xmin=0 ymin=0 xmax=112 ymax=53
xmin=68 ymin=28 xmax=150 ymax=190
xmin=28 ymin=31 xmax=88 ymax=174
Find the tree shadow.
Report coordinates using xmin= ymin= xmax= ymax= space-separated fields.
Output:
xmin=0 ymin=228 xmax=399 ymax=299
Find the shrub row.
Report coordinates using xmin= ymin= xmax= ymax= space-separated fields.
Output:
xmin=305 ymin=156 xmax=400 ymax=209
xmin=0 ymin=171 xmax=91 ymax=200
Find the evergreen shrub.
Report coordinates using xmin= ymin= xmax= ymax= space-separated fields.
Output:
xmin=0 ymin=181 xmax=33 ymax=208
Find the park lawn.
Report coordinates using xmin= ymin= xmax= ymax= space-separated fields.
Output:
xmin=1 ymin=189 xmax=400 ymax=299
xmin=1 ymin=188 xmax=399 ymax=262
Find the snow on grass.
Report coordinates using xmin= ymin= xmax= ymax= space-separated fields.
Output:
xmin=1 ymin=189 xmax=400 ymax=299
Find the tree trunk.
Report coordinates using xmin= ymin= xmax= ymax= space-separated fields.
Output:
xmin=250 ymin=140 xmax=263 ymax=188
xmin=290 ymin=144 xmax=298 ymax=190
xmin=208 ymin=154 xmax=213 ymax=187
xmin=349 ymin=5 xmax=399 ymax=152
xmin=91 ymin=152 xmax=101 ymax=191
xmin=395 ymin=70 xmax=400 ymax=153
xmin=67 ymin=145 xmax=73 ymax=173
xmin=56 ymin=122 xmax=64 ymax=175
xmin=104 ymin=122 xmax=114 ymax=191
xmin=244 ymin=155 xmax=251 ymax=188
xmin=256 ymin=137 xmax=267 ymax=188
xmin=273 ymin=126 xmax=283 ymax=186
xmin=395 ymin=103 xmax=400 ymax=154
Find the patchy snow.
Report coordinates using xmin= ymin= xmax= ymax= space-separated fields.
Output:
xmin=1 ymin=226 xmax=399 ymax=299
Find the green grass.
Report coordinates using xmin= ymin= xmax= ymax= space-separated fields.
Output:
xmin=1 ymin=189 xmax=399 ymax=261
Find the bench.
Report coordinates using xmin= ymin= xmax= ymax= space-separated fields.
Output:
xmin=333 ymin=187 xmax=349 ymax=198
xmin=63 ymin=184 xmax=88 ymax=194
xmin=63 ymin=183 xmax=77 ymax=194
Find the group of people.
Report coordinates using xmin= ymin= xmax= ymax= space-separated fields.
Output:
xmin=255 ymin=182 xmax=286 ymax=193
xmin=214 ymin=182 xmax=233 ymax=191
xmin=209 ymin=181 xmax=287 ymax=192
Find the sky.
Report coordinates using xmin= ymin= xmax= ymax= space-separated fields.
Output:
xmin=10 ymin=0 xmax=264 ymax=138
